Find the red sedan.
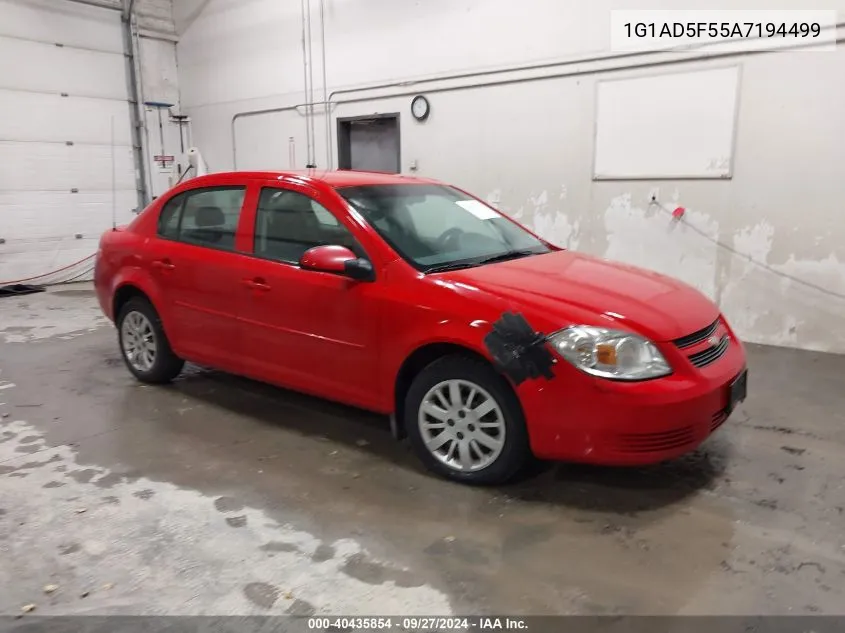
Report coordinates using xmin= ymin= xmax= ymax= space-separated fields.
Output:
xmin=94 ymin=170 xmax=747 ymax=485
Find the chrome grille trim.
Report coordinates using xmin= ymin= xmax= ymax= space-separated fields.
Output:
xmin=688 ymin=335 xmax=730 ymax=368
xmin=673 ymin=318 xmax=720 ymax=349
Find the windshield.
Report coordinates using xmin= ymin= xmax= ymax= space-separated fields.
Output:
xmin=337 ymin=183 xmax=550 ymax=272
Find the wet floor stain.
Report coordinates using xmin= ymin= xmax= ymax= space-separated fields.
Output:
xmin=0 ymin=418 xmax=453 ymax=615
xmin=341 ymin=553 xmax=424 ymax=588
xmin=286 ymin=598 xmax=317 ymax=616
xmin=59 ymin=543 xmax=81 ymax=556
xmin=260 ymin=542 xmax=299 ymax=553
xmin=68 ymin=468 xmax=99 ymax=484
xmin=214 ymin=496 xmax=245 ymax=513
xmin=424 ymin=537 xmax=491 ymax=566
xmin=13 ymin=444 xmax=41 ymax=454
xmin=311 ymin=543 xmax=335 ymax=563
xmin=226 ymin=515 xmax=248 ymax=528
xmin=242 ymin=582 xmax=281 ymax=609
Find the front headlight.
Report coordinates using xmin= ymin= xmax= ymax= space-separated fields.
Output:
xmin=548 ymin=325 xmax=671 ymax=381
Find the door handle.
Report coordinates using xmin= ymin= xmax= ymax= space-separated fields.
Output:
xmin=242 ymin=277 xmax=271 ymax=291
xmin=152 ymin=259 xmax=175 ymax=271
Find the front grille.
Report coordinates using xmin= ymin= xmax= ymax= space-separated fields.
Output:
xmin=688 ymin=335 xmax=730 ymax=368
xmin=673 ymin=319 xmax=720 ymax=349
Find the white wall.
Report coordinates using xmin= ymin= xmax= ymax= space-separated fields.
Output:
xmin=0 ymin=0 xmax=181 ymax=283
xmin=176 ymin=0 xmax=845 ymax=353
xmin=0 ymin=0 xmax=133 ymax=282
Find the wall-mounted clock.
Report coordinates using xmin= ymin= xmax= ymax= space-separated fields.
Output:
xmin=411 ymin=95 xmax=430 ymax=122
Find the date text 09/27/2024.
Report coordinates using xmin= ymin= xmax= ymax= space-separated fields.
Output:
xmin=307 ymin=617 xmax=528 ymax=631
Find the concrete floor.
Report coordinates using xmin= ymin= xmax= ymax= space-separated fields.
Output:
xmin=1 ymin=283 xmax=844 ymax=617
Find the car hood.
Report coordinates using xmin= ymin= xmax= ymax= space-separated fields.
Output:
xmin=444 ymin=250 xmax=719 ymax=342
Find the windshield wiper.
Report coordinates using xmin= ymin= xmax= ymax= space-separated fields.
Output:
xmin=424 ymin=262 xmax=480 ymax=274
xmin=477 ymin=249 xmax=541 ymax=266
xmin=424 ymin=249 xmax=542 ymax=274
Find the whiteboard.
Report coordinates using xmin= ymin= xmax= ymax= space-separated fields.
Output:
xmin=593 ymin=66 xmax=740 ymax=180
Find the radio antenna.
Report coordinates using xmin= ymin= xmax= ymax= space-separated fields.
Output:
xmin=110 ymin=115 xmax=117 ymax=230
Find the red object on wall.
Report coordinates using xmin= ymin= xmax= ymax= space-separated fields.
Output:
xmin=672 ymin=206 xmax=686 ymax=220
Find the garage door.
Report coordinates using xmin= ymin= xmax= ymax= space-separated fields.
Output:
xmin=0 ymin=0 xmax=137 ymax=284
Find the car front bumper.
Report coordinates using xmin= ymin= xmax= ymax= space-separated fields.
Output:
xmin=518 ymin=335 xmax=747 ymax=465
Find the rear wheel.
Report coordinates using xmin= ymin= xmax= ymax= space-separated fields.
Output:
xmin=405 ymin=355 xmax=529 ymax=485
xmin=117 ymin=297 xmax=184 ymax=384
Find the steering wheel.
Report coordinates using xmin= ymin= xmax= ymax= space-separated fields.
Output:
xmin=435 ymin=227 xmax=465 ymax=251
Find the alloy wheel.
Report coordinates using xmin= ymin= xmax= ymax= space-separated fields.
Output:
xmin=417 ymin=379 xmax=506 ymax=472
xmin=121 ymin=310 xmax=157 ymax=372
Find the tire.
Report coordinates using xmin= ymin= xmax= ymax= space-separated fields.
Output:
xmin=404 ymin=354 xmax=530 ymax=485
xmin=117 ymin=297 xmax=184 ymax=384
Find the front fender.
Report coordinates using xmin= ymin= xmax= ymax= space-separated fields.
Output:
xmin=382 ymin=315 xmax=498 ymax=412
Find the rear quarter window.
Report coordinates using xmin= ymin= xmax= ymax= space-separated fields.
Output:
xmin=158 ymin=193 xmax=185 ymax=239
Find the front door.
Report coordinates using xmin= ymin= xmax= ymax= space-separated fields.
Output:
xmin=238 ymin=182 xmax=382 ymax=410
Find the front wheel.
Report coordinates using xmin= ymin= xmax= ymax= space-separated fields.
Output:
xmin=404 ymin=355 xmax=530 ymax=485
xmin=117 ymin=297 xmax=184 ymax=384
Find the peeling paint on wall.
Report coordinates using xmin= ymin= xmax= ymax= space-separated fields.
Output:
xmin=602 ymin=193 xmax=719 ymax=300
xmin=597 ymin=200 xmax=845 ymax=353
xmin=721 ymin=235 xmax=845 ymax=352
xmin=516 ymin=187 xmax=582 ymax=250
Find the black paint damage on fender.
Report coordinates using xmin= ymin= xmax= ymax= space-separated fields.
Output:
xmin=483 ymin=312 xmax=556 ymax=386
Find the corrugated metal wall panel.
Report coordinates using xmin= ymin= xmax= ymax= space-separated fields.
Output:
xmin=0 ymin=1 xmax=134 ymax=283
xmin=0 ymin=143 xmax=135 ymax=192
xmin=0 ymin=191 xmax=137 ymax=241
xmin=0 ymin=90 xmax=133 ymax=145
xmin=0 ymin=37 xmax=127 ymax=99
xmin=0 ymin=0 xmax=124 ymax=52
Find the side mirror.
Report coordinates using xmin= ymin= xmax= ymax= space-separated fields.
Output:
xmin=300 ymin=245 xmax=375 ymax=282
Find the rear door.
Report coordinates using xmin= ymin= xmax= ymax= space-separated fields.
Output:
xmin=145 ymin=183 xmax=257 ymax=372
xmin=237 ymin=180 xmax=382 ymax=410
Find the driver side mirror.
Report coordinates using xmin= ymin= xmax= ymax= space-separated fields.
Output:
xmin=299 ymin=245 xmax=375 ymax=282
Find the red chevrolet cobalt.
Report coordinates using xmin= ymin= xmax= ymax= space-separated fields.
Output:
xmin=95 ymin=170 xmax=747 ymax=485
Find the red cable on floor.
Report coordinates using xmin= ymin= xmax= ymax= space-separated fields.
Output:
xmin=0 ymin=253 xmax=96 ymax=286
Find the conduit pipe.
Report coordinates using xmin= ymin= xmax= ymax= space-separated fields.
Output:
xmin=232 ymin=23 xmax=845 ymax=170
xmin=63 ymin=0 xmax=121 ymax=11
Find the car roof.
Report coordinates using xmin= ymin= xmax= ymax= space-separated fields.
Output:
xmin=187 ymin=169 xmax=444 ymax=189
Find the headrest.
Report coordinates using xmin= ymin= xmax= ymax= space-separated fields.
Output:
xmin=195 ymin=206 xmax=225 ymax=227
xmin=270 ymin=191 xmax=312 ymax=213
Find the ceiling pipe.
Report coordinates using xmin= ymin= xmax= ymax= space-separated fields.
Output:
xmin=63 ymin=0 xmax=121 ymax=11
xmin=299 ymin=0 xmax=313 ymax=167
xmin=120 ymin=0 xmax=150 ymax=209
xmin=305 ymin=0 xmax=317 ymax=167
xmin=319 ymin=0 xmax=329 ymax=170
